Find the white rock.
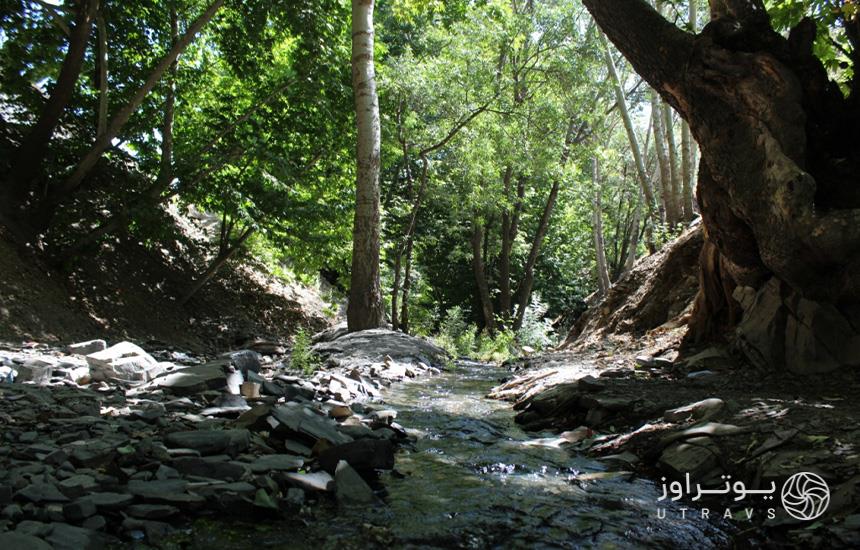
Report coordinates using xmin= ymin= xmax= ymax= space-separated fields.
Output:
xmin=86 ymin=342 xmax=159 ymax=383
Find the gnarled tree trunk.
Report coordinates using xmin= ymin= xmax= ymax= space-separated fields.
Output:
xmin=583 ymin=0 xmax=860 ymax=374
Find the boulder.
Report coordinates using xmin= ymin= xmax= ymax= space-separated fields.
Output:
xmin=281 ymin=471 xmax=334 ymax=492
xmin=270 ymin=403 xmax=352 ymax=445
xmin=86 ymin=342 xmax=161 ymax=383
xmin=334 ymin=460 xmax=376 ymax=505
xmin=318 ymin=439 xmax=395 ymax=474
xmin=659 ymin=437 xmax=720 ymax=480
xmin=311 ymin=328 xmax=448 ymax=370
xmin=248 ymin=454 xmax=304 ymax=473
xmin=664 ymin=398 xmax=725 ymax=423
xmin=225 ymin=350 xmax=262 ymax=376
xmin=67 ymin=340 xmax=107 ymax=356
xmin=0 ymin=533 xmax=52 ymax=550
xmin=17 ymin=358 xmax=54 ymax=385
xmin=736 ymin=278 xmax=860 ymax=374
xmin=150 ymin=362 xmax=226 ymax=395
xmin=172 ymin=456 xmax=248 ymax=481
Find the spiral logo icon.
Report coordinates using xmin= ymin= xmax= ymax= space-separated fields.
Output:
xmin=781 ymin=472 xmax=830 ymax=521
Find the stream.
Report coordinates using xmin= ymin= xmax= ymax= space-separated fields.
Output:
xmin=194 ymin=360 xmax=730 ymax=549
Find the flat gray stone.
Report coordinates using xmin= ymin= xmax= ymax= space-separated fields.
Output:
xmin=281 ymin=471 xmax=334 ymax=492
xmin=248 ymin=454 xmax=304 ymax=473
xmin=63 ymin=499 xmax=97 ymax=521
xmin=45 ymin=522 xmax=108 ymax=550
xmin=126 ymin=504 xmax=179 ymax=519
xmin=127 ymin=479 xmax=187 ymax=499
xmin=0 ymin=532 xmax=52 ymax=550
xmin=87 ymin=492 xmax=134 ymax=511
xmin=334 ymin=460 xmax=376 ymax=505
xmin=172 ymin=456 xmax=248 ymax=481
xmin=150 ymin=362 xmax=226 ymax=395
xmin=16 ymin=483 xmax=69 ymax=503
xmin=270 ymin=403 xmax=352 ymax=445
xmin=163 ymin=429 xmax=249 ymax=456
xmin=68 ymin=340 xmax=107 ymax=355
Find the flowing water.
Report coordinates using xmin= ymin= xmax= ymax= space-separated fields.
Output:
xmin=195 ymin=361 xmax=729 ymax=549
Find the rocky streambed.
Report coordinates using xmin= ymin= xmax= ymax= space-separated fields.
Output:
xmin=0 ymin=329 xmax=447 ymax=548
xmin=1 ymin=329 xmax=732 ymax=549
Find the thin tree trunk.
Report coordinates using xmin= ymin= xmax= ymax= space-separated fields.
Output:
xmin=498 ymin=166 xmax=515 ymax=318
xmin=179 ymin=225 xmax=255 ymax=305
xmin=156 ymin=3 xmax=178 ymax=188
xmin=471 ymin=215 xmax=495 ymax=334
xmin=512 ymin=119 xmax=580 ymax=330
xmin=624 ymin=189 xmax=643 ymax=274
xmin=393 ymin=155 xmax=428 ymax=333
xmin=499 ymin=171 xmax=524 ymax=322
xmin=680 ymin=0 xmax=698 ymax=220
xmin=399 ymin=237 xmax=414 ymax=334
xmin=651 ymin=89 xmax=674 ymax=224
xmin=591 ymin=157 xmax=611 ymax=297
xmin=598 ymin=31 xmax=657 ymax=222
xmin=5 ymin=0 xmax=98 ymax=209
xmin=95 ymin=9 xmax=108 ymax=138
xmin=347 ymin=0 xmax=384 ymax=331
xmin=662 ymin=102 xmax=682 ymax=225
xmin=55 ymin=0 xmax=225 ymax=202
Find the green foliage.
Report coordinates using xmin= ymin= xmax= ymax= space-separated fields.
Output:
xmin=434 ymin=306 xmax=477 ymax=357
xmin=475 ymin=328 xmax=516 ymax=363
xmin=516 ymin=297 xmax=557 ymax=350
xmin=289 ymin=328 xmax=320 ymax=376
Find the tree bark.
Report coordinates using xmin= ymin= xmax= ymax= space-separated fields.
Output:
xmin=347 ymin=0 xmax=384 ymax=331
xmin=179 ymin=225 xmax=255 ymax=305
xmin=5 ymin=0 xmax=99 ymax=212
xmin=662 ymin=102 xmax=682 ymax=225
xmin=499 ymin=170 xmax=524 ymax=321
xmin=471 ymin=215 xmax=495 ymax=334
xmin=584 ymin=0 xmax=860 ymax=373
xmin=54 ymin=0 xmax=225 ymax=204
xmin=651 ymin=88 xmax=673 ymax=224
xmin=95 ymin=9 xmax=109 ymax=138
xmin=156 ymin=3 xmax=178 ymax=189
xmin=512 ymin=119 xmax=580 ymax=330
xmin=591 ymin=157 xmax=611 ymax=297
xmin=598 ymin=30 xmax=658 ymax=222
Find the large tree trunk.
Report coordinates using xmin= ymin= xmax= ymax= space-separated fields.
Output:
xmin=584 ymin=0 xmax=860 ymax=374
xmin=347 ymin=0 xmax=384 ymax=331
xmin=4 ymin=0 xmax=99 ymax=215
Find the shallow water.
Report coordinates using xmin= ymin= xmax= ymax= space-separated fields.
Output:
xmin=193 ymin=361 xmax=729 ymax=549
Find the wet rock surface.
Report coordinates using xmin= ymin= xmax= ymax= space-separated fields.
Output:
xmin=0 ymin=330 xmax=445 ymax=547
xmin=491 ymin=347 xmax=860 ymax=548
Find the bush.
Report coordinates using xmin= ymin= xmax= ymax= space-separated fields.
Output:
xmin=434 ymin=306 xmax=476 ymax=357
xmin=516 ymin=297 xmax=557 ymax=350
xmin=290 ymin=328 xmax=321 ymax=375
xmin=476 ymin=328 xmax=516 ymax=363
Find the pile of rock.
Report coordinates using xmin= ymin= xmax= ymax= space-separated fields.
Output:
xmin=0 ymin=329 xmax=448 ymax=547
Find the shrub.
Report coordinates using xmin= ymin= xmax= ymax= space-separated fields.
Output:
xmin=435 ymin=306 xmax=477 ymax=357
xmin=290 ymin=328 xmax=321 ymax=375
